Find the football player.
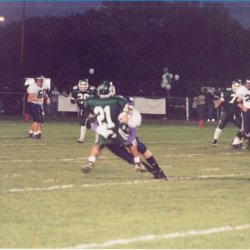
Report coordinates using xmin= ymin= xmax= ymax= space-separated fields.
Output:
xmin=82 ymin=80 xmax=145 ymax=174
xmin=236 ymin=77 xmax=250 ymax=149
xmin=211 ymin=79 xmax=242 ymax=147
xmin=27 ymin=76 xmax=50 ymax=139
xmin=70 ymin=79 xmax=97 ymax=143
xmin=89 ymin=96 xmax=167 ymax=179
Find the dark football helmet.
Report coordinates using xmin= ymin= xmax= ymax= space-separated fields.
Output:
xmin=98 ymin=80 xmax=116 ymax=98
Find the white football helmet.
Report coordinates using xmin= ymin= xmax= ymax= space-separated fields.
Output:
xmin=78 ymin=79 xmax=89 ymax=91
xmin=231 ymin=79 xmax=242 ymax=93
xmin=244 ymin=77 xmax=250 ymax=89
xmin=35 ymin=76 xmax=44 ymax=87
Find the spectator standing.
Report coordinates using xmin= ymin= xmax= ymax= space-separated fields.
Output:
xmin=196 ymin=89 xmax=206 ymax=127
xmin=205 ymin=89 xmax=216 ymax=122
xmin=60 ymin=87 xmax=69 ymax=117
xmin=49 ymin=86 xmax=60 ymax=117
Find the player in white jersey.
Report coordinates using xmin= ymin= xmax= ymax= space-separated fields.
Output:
xmin=236 ymin=77 xmax=250 ymax=148
xmin=27 ymin=76 xmax=50 ymax=139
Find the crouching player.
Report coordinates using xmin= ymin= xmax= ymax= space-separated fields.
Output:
xmin=82 ymin=80 xmax=146 ymax=173
xmin=91 ymin=96 xmax=168 ymax=180
xmin=108 ymin=97 xmax=168 ymax=179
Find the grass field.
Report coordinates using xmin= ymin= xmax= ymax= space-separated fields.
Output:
xmin=0 ymin=117 xmax=250 ymax=249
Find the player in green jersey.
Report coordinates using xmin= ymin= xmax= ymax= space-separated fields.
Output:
xmin=82 ymin=80 xmax=146 ymax=173
xmin=212 ymin=80 xmax=242 ymax=147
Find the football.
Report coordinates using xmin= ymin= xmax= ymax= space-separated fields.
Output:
xmin=89 ymin=68 xmax=95 ymax=75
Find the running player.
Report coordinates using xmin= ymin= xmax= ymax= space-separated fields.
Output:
xmin=70 ymin=79 xmax=97 ymax=143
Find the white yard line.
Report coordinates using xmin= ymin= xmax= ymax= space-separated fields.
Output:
xmin=71 ymin=224 xmax=250 ymax=249
xmin=0 ymin=151 xmax=242 ymax=164
xmin=5 ymin=180 xmax=156 ymax=193
xmin=0 ymin=156 xmax=116 ymax=163
xmin=160 ymin=152 xmax=242 ymax=157
xmin=4 ymin=174 xmax=245 ymax=193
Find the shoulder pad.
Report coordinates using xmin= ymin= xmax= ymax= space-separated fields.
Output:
xmin=89 ymin=86 xmax=96 ymax=90
xmin=73 ymin=86 xmax=78 ymax=90
xmin=116 ymin=95 xmax=127 ymax=100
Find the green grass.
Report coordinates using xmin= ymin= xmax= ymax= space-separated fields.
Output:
xmin=0 ymin=117 xmax=250 ymax=248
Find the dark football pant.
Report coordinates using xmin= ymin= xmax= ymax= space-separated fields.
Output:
xmin=242 ymin=110 xmax=250 ymax=136
xmin=218 ymin=110 xmax=242 ymax=130
xmin=106 ymin=139 xmax=155 ymax=173
xmin=28 ymin=102 xmax=43 ymax=123
xmin=79 ymin=109 xmax=91 ymax=128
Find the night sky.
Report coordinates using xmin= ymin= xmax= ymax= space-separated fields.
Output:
xmin=0 ymin=1 xmax=250 ymax=29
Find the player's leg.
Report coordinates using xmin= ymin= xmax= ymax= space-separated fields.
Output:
xmin=231 ymin=113 xmax=245 ymax=148
xmin=78 ymin=110 xmax=88 ymax=143
xmin=106 ymin=144 xmax=154 ymax=173
xmin=36 ymin=105 xmax=44 ymax=139
xmin=27 ymin=103 xmax=36 ymax=137
xmin=136 ymin=138 xmax=168 ymax=179
xmin=212 ymin=111 xmax=229 ymax=146
xmin=107 ymin=144 xmax=134 ymax=164
xmin=82 ymin=143 xmax=103 ymax=173
xmin=28 ymin=103 xmax=41 ymax=139
xmin=128 ymin=144 xmax=147 ymax=172
xmin=242 ymin=111 xmax=250 ymax=149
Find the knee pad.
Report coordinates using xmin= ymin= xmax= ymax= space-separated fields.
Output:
xmin=137 ymin=140 xmax=147 ymax=154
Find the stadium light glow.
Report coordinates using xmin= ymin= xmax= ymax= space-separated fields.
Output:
xmin=0 ymin=16 xmax=6 ymax=22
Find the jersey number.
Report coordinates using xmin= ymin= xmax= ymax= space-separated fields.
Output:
xmin=37 ymin=90 xmax=46 ymax=99
xmin=229 ymin=93 xmax=237 ymax=104
xmin=77 ymin=93 xmax=90 ymax=100
xmin=245 ymin=94 xmax=250 ymax=102
xmin=94 ymin=106 xmax=115 ymax=129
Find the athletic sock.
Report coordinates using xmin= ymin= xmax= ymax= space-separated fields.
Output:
xmin=80 ymin=126 xmax=86 ymax=140
xmin=213 ymin=127 xmax=222 ymax=140
xmin=146 ymin=156 xmax=161 ymax=171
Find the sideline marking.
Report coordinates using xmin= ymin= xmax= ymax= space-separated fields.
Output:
xmin=72 ymin=224 xmax=250 ymax=249
xmin=4 ymin=174 xmax=245 ymax=193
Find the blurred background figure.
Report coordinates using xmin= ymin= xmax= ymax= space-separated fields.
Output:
xmin=49 ymin=86 xmax=60 ymax=117
xmin=196 ymin=88 xmax=206 ymax=128
xmin=205 ymin=89 xmax=216 ymax=122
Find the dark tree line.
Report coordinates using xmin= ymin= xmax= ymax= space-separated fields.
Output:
xmin=0 ymin=2 xmax=249 ymax=96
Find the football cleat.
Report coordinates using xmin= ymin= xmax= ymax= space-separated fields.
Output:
xmin=77 ymin=138 xmax=84 ymax=143
xmin=28 ymin=132 xmax=33 ymax=138
xmin=153 ymin=170 xmax=168 ymax=180
xmin=232 ymin=143 xmax=244 ymax=150
xmin=82 ymin=162 xmax=93 ymax=173
xmin=37 ymin=133 xmax=42 ymax=139
xmin=32 ymin=134 xmax=41 ymax=139
xmin=212 ymin=139 xmax=218 ymax=147
xmin=134 ymin=162 xmax=147 ymax=172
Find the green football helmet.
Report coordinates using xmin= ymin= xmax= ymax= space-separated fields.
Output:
xmin=97 ymin=80 xmax=116 ymax=98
